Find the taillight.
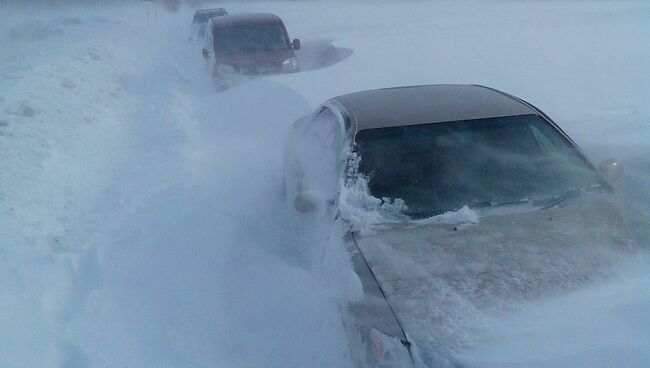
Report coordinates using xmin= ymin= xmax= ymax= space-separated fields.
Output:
xmin=373 ymin=334 xmax=385 ymax=360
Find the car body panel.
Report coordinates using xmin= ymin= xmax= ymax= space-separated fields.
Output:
xmin=344 ymin=234 xmax=417 ymax=367
xmin=347 ymin=234 xmax=408 ymax=341
xmin=353 ymin=193 xmax=647 ymax=363
xmin=214 ymin=48 xmax=293 ymax=75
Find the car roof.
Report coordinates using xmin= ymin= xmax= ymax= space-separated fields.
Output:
xmin=211 ymin=13 xmax=284 ymax=28
xmin=193 ymin=8 xmax=227 ymax=24
xmin=195 ymin=8 xmax=226 ymax=14
xmin=329 ymin=84 xmax=538 ymax=133
xmin=196 ymin=8 xmax=225 ymax=13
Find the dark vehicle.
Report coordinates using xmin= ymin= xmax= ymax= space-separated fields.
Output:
xmin=283 ymin=85 xmax=648 ymax=367
xmin=203 ymin=13 xmax=301 ymax=76
xmin=191 ymin=8 xmax=228 ymax=40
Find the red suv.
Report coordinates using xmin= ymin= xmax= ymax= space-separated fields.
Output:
xmin=203 ymin=13 xmax=301 ymax=76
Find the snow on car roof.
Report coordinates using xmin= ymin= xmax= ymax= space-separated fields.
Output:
xmin=195 ymin=8 xmax=226 ymax=14
xmin=210 ymin=13 xmax=284 ymax=28
xmin=331 ymin=84 xmax=538 ymax=133
xmin=193 ymin=8 xmax=228 ymax=24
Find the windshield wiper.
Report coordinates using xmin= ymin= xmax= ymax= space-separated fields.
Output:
xmin=537 ymin=184 xmax=607 ymax=210
xmin=470 ymin=198 xmax=531 ymax=209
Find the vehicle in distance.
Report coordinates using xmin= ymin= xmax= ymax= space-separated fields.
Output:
xmin=202 ymin=13 xmax=301 ymax=76
xmin=283 ymin=84 xmax=649 ymax=367
xmin=190 ymin=8 xmax=228 ymax=40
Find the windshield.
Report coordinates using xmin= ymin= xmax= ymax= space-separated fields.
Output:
xmin=354 ymin=114 xmax=604 ymax=218
xmin=213 ymin=24 xmax=290 ymax=54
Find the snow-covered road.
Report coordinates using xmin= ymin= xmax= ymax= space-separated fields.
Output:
xmin=1 ymin=1 xmax=649 ymax=367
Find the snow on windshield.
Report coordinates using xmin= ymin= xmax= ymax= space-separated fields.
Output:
xmin=1 ymin=1 xmax=649 ymax=367
xmin=353 ymin=114 xmax=604 ymax=219
xmin=339 ymin=151 xmax=480 ymax=234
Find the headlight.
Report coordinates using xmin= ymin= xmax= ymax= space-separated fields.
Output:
xmin=282 ymin=56 xmax=299 ymax=73
xmin=365 ymin=328 xmax=414 ymax=367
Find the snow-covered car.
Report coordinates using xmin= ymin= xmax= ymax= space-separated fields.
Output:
xmin=202 ymin=13 xmax=301 ymax=76
xmin=283 ymin=84 xmax=649 ymax=367
xmin=190 ymin=8 xmax=228 ymax=40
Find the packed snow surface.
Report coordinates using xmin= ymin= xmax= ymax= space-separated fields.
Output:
xmin=1 ymin=1 xmax=649 ymax=367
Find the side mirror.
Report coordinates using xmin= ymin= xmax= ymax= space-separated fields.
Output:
xmin=598 ymin=159 xmax=624 ymax=182
xmin=294 ymin=192 xmax=318 ymax=213
xmin=202 ymin=48 xmax=209 ymax=59
xmin=292 ymin=39 xmax=301 ymax=51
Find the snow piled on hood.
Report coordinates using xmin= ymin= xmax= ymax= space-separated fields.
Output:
xmin=418 ymin=205 xmax=479 ymax=226
xmin=459 ymin=272 xmax=650 ymax=368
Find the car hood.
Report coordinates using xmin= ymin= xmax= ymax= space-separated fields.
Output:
xmin=215 ymin=49 xmax=293 ymax=74
xmin=353 ymin=192 xmax=649 ymax=365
